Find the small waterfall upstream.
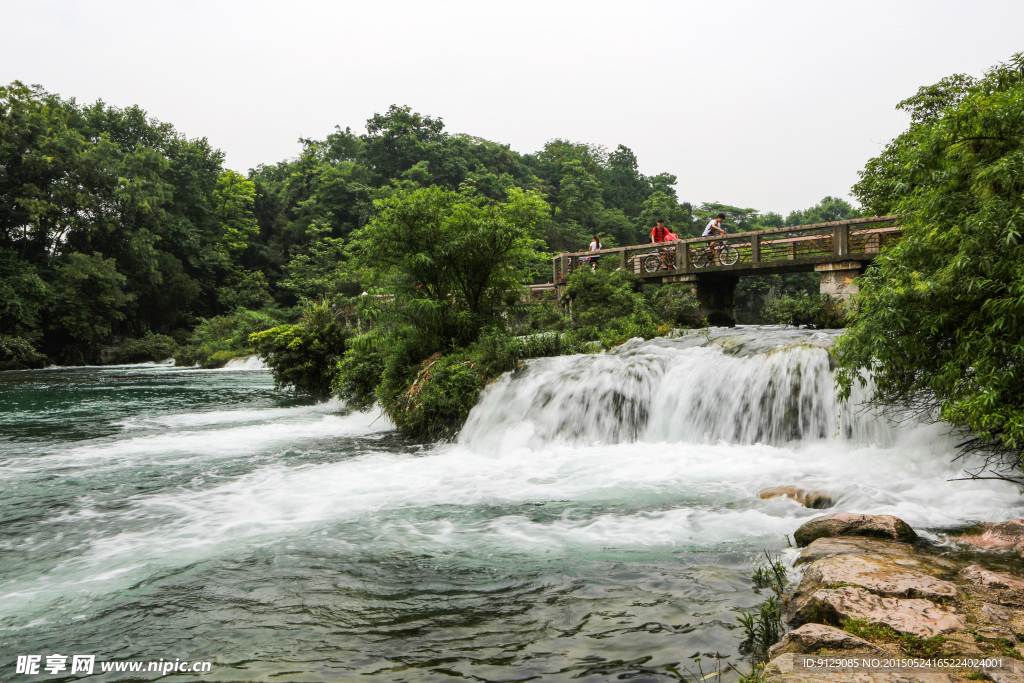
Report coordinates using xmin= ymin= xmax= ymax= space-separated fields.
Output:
xmin=463 ymin=329 xmax=889 ymax=453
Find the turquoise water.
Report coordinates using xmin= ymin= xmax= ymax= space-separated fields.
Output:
xmin=2 ymin=335 xmax=1021 ymax=682
xmin=0 ymin=364 xmax=761 ymax=682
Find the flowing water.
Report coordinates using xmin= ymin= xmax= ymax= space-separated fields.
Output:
xmin=1 ymin=330 xmax=1021 ymax=682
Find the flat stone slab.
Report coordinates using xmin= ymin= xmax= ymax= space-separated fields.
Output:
xmin=767 ymin=623 xmax=882 ymax=659
xmin=800 ymin=554 xmax=960 ymax=601
xmin=764 ymin=653 xmax=977 ymax=682
xmin=788 ymin=587 xmax=965 ymax=638
xmin=960 ymin=564 xmax=1024 ymax=591
xmin=794 ymin=513 xmax=918 ymax=548
xmin=796 ymin=537 xmax=958 ymax=575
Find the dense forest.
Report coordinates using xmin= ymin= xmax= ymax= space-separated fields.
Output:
xmin=1 ymin=82 xmax=856 ymax=368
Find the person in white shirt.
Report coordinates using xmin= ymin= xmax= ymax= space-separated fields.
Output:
xmin=703 ymin=213 xmax=726 ymax=237
xmin=702 ymin=213 xmax=726 ymax=258
xmin=588 ymin=235 xmax=602 ymax=271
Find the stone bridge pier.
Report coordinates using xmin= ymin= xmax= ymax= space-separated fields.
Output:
xmin=815 ymin=261 xmax=864 ymax=299
xmin=676 ymin=262 xmax=866 ymax=328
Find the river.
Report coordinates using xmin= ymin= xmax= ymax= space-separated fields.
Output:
xmin=1 ymin=328 xmax=1021 ymax=682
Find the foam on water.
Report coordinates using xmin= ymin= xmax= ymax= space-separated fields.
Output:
xmin=3 ymin=328 xmax=1023 ymax=671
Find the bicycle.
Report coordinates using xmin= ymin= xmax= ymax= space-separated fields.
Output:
xmin=642 ymin=247 xmax=676 ymax=273
xmin=692 ymin=243 xmax=739 ymax=268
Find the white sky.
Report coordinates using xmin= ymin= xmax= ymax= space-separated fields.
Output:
xmin=2 ymin=0 xmax=1022 ymax=215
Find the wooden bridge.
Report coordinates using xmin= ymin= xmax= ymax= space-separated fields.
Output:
xmin=544 ymin=215 xmax=902 ymax=325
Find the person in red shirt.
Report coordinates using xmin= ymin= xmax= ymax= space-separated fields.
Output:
xmin=650 ymin=219 xmax=669 ymax=243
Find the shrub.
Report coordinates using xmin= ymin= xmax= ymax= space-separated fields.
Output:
xmin=250 ymin=300 xmax=350 ymax=400
xmin=766 ymin=294 xmax=847 ymax=328
xmin=118 ymin=332 xmax=177 ymax=363
xmin=0 ymin=334 xmax=46 ymax=370
xmin=652 ymin=283 xmax=700 ymax=326
xmin=174 ymin=307 xmax=287 ymax=368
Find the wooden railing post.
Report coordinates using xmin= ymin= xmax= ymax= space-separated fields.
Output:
xmin=619 ymin=247 xmax=627 ymax=270
xmin=676 ymin=241 xmax=688 ymax=271
xmin=834 ymin=224 xmax=850 ymax=257
xmin=552 ymin=256 xmax=559 ymax=283
xmin=751 ymin=233 xmax=761 ymax=265
xmin=559 ymin=254 xmax=568 ymax=281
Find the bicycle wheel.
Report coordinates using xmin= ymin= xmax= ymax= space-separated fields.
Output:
xmin=718 ymin=245 xmax=739 ymax=266
xmin=642 ymin=254 xmax=661 ymax=273
xmin=692 ymin=249 xmax=710 ymax=269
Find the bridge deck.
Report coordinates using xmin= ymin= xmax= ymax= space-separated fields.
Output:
xmin=552 ymin=215 xmax=901 ymax=285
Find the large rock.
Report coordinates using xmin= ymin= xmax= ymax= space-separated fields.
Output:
xmin=794 ymin=513 xmax=918 ymax=548
xmin=767 ymin=623 xmax=882 ymax=659
xmin=760 ymin=486 xmax=834 ymax=509
xmin=955 ymin=519 xmax=1024 ymax=556
xmin=797 ymin=554 xmax=960 ymax=601
xmin=763 ymin=653 xmax=973 ymax=682
xmin=960 ymin=564 xmax=1024 ymax=591
xmin=795 ymin=537 xmax=958 ymax=575
xmin=787 ymin=587 xmax=965 ymax=638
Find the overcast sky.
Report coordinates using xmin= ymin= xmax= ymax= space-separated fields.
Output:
xmin=3 ymin=0 xmax=1022 ymax=215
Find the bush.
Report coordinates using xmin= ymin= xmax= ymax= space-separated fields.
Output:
xmin=563 ymin=268 xmax=668 ymax=347
xmin=174 ymin=307 xmax=287 ymax=368
xmin=651 ymin=283 xmax=700 ymax=326
xmin=118 ymin=332 xmax=177 ymax=363
xmin=250 ymin=300 xmax=350 ymax=400
xmin=0 ymin=334 xmax=46 ymax=370
xmin=766 ymin=294 xmax=847 ymax=329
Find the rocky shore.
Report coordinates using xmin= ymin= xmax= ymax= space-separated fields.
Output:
xmin=762 ymin=513 xmax=1024 ymax=682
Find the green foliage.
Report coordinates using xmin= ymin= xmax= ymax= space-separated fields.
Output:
xmin=562 ymin=268 xmax=667 ymax=347
xmin=351 ymin=185 xmax=547 ymax=352
xmin=119 ymin=332 xmax=177 ymax=363
xmin=0 ymin=334 xmax=46 ymax=369
xmin=652 ymin=283 xmax=699 ymax=326
xmin=766 ymin=294 xmax=847 ymax=328
xmin=251 ymin=300 xmax=350 ymax=400
xmin=842 ymin=618 xmax=950 ymax=658
xmin=175 ymin=307 xmax=286 ymax=368
xmin=48 ymin=253 xmax=132 ymax=363
xmin=835 ymin=53 xmax=1024 ymax=476
xmin=738 ymin=553 xmax=790 ymax=665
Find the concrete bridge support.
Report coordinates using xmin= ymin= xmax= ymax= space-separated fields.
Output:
xmin=695 ymin=274 xmax=739 ymax=327
xmin=815 ymin=261 xmax=864 ymax=300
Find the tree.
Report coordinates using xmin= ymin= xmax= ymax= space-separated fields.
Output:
xmin=351 ymin=186 xmax=548 ymax=351
xmin=836 ymin=53 xmax=1024 ymax=479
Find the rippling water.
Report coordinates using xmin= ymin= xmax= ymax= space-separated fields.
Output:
xmin=1 ymin=331 xmax=1021 ymax=682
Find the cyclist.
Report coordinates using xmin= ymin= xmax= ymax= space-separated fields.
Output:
xmin=650 ymin=219 xmax=670 ymax=244
xmin=702 ymin=213 xmax=726 ymax=258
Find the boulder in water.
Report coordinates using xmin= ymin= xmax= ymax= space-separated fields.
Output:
xmin=953 ymin=519 xmax=1024 ymax=557
xmin=793 ymin=513 xmax=917 ymax=547
xmin=759 ymin=485 xmax=833 ymax=509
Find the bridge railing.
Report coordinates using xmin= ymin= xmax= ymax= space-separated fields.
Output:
xmin=552 ymin=215 xmax=900 ymax=281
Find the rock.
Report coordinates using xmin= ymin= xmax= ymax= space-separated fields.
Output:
xmin=978 ymin=602 xmax=1024 ymax=633
xmin=767 ymin=623 xmax=882 ymax=659
xmin=954 ymin=519 xmax=1024 ymax=555
xmin=788 ymin=587 xmax=965 ymax=638
xmin=960 ymin=564 xmax=1024 ymax=591
xmin=795 ymin=537 xmax=958 ymax=574
xmin=797 ymin=554 xmax=960 ymax=601
xmin=760 ymin=486 xmax=835 ymax=509
xmin=793 ymin=513 xmax=918 ymax=548
xmin=763 ymin=653 xmax=971 ymax=682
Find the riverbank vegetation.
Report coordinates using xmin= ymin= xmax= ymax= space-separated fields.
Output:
xmin=835 ymin=52 xmax=1024 ymax=479
xmin=2 ymin=80 xmax=855 ymax=369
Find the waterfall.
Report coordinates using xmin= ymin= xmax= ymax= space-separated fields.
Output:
xmin=461 ymin=328 xmax=892 ymax=454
